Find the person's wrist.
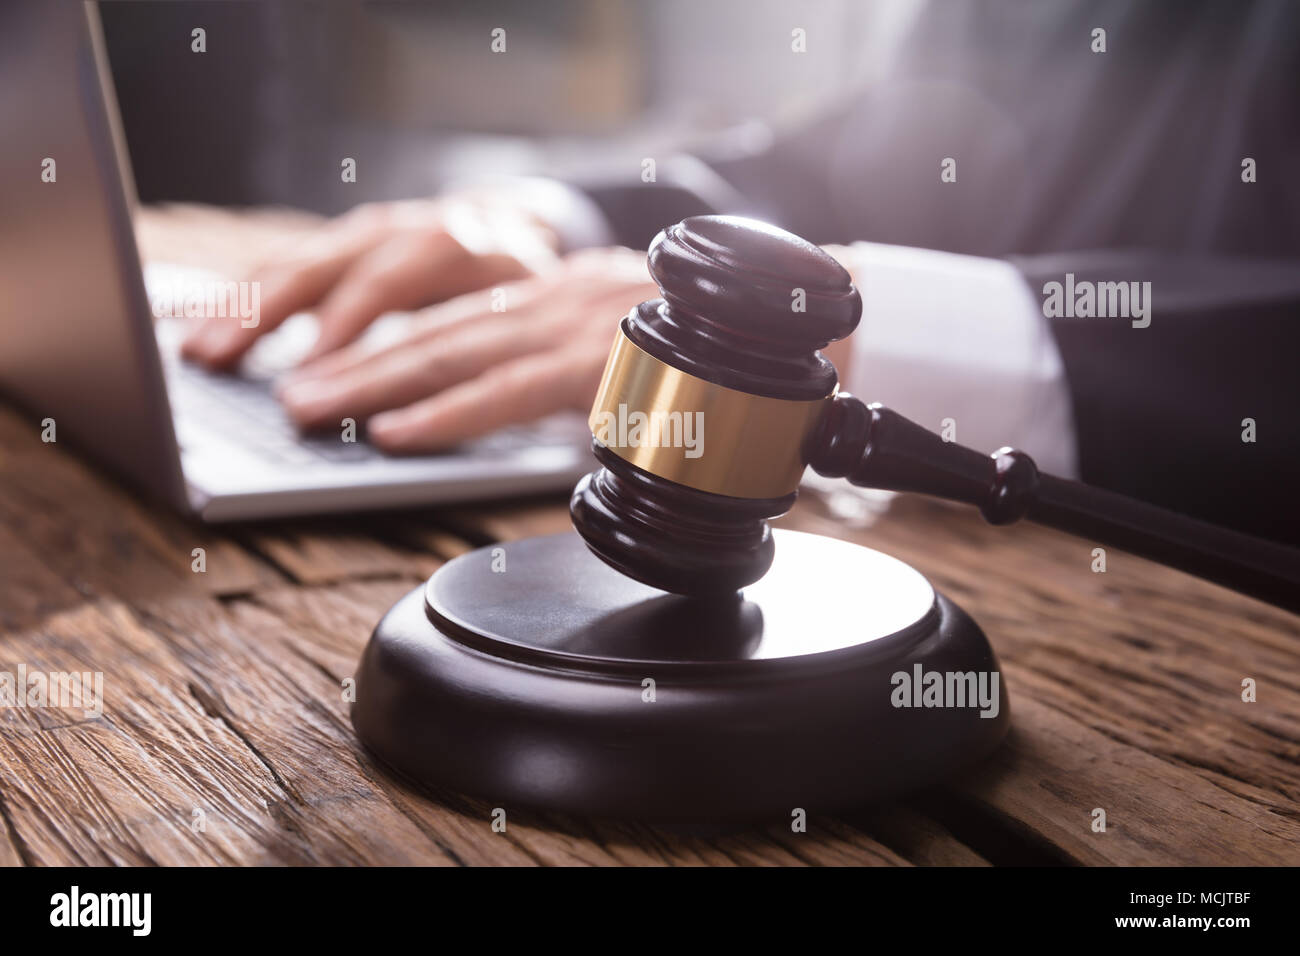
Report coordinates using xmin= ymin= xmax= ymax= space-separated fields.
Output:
xmin=443 ymin=177 xmax=613 ymax=255
xmin=436 ymin=188 xmax=563 ymax=276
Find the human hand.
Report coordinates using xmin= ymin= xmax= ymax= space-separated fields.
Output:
xmin=180 ymin=193 xmax=560 ymax=369
xmin=276 ymin=247 xmax=657 ymax=452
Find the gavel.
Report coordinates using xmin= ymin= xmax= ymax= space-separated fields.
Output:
xmin=570 ymin=215 xmax=1300 ymax=612
xmin=353 ymin=213 xmax=1296 ymax=823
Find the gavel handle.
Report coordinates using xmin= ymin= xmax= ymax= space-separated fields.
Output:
xmin=811 ymin=395 xmax=1300 ymax=614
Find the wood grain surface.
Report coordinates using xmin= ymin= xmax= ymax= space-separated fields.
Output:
xmin=0 ymin=207 xmax=1295 ymax=866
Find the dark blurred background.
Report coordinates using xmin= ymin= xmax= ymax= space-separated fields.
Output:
xmin=102 ymin=0 xmax=918 ymax=214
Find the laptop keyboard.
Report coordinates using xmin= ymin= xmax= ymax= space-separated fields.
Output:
xmin=166 ymin=360 xmax=380 ymax=465
xmin=162 ymin=355 xmax=585 ymax=467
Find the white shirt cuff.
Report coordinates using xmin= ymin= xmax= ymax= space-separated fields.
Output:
xmin=833 ymin=241 xmax=1080 ymax=479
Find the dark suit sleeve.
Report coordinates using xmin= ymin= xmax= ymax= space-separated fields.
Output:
xmin=564 ymin=105 xmax=857 ymax=251
xmin=568 ymin=0 xmax=1300 ymax=258
xmin=1011 ymin=251 xmax=1300 ymax=546
xmin=565 ymin=154 xmax=756 ymax=252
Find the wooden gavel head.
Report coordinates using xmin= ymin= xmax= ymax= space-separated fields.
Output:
xmin=569 ymin=215 xmax=862 ymax=596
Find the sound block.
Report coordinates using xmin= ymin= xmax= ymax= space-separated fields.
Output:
xmin=351 ymin=529 xmax=1009 ymax=825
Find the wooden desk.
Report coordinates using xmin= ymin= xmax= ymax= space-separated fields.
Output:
xmin=0 ymin=207 xmax=1296 ymax=866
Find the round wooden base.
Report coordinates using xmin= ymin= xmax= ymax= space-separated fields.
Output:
xmin=351 ymin=530 xmax=1009 ymax=825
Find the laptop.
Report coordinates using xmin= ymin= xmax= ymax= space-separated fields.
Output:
xmin=0 ymin=1 xmax=592 ymax=521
